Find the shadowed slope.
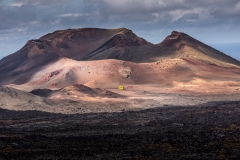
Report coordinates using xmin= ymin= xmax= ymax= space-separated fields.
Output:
xmin=42 ymin=28 xmax=167 ymax=63
xmin=0 ymin=44 xmax=60 ymax=85
xmin=29 ymin=84 xmax=124 ymax=100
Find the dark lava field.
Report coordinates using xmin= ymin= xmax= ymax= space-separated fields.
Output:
xmin=0 ymin=101 xmax=240 ymax=160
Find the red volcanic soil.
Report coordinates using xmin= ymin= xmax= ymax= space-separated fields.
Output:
xmin=6 ymin=57 xmax=238 ymax=96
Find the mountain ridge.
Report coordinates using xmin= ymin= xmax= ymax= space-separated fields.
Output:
xmin=0 ymin=27 xmax=240 ymax=86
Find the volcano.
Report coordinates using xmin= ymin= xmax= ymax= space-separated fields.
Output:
xmin=0 ymin=28 xmax=156 ymax=85
xmin=0 ymin=28 xmax=239 ymax=95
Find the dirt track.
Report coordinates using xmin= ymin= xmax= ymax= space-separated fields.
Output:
xmin=0 ymin=100 xmax=240 ymax=159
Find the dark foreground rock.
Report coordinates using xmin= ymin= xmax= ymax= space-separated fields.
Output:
xmin=0 ymin=101 xmax=240 ymax=159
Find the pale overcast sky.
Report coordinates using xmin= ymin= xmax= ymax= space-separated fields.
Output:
xmin=0 ymin=0 xmax=239 ymax=60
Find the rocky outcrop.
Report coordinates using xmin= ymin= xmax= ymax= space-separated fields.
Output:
xmin=118 ymin=67 xmax=132 ymax=78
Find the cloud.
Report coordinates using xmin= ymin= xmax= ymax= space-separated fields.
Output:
xmin=94 ymin=0 xmax=240 ymax=18
xmin=0 ymin=0 xmax=239 ymax=33
xmin=0 ymin=0 xmax=240 ymax=54
xmin=168 ymin=8 xmax=213 ymax=22
xmin=76 ymin=0 xmax=239 ymax=31
xmin=21 ymin=21 xmax=40 ymax=26
xmin=57 ymin=13 xmax=89 ymax=18
xmin=3 ymin=0 xmax=239 ymax=31
xmin=10 ymin=2 xmax=26 ymax=7
xmin=233 ymin=1 xmax=240 ymax=13
xmin=10 ymin=0 xmax=69 ymax=6
xmin=0 ymin=27 xmax=27 ymax=33
xmin=101 ymin=0 xmax=167 ymax=13
xmin=50 ymin=20 xmax=60 ymax=25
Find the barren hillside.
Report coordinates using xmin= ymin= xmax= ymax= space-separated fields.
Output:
xmin=0 ymin=28 xmax=240 ymax=95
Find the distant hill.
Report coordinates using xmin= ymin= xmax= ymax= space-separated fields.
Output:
xmin=157 ymin=31 xmax=240 ymax=66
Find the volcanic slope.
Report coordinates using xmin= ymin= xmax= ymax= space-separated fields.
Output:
xmin=0 ymin=28 xmax=162 ymax=85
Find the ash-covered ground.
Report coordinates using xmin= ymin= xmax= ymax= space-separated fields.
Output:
xmin=0 ymin=101 xmax=240 ymax=159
